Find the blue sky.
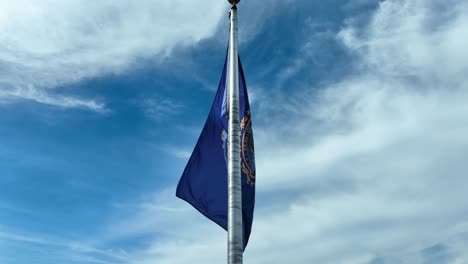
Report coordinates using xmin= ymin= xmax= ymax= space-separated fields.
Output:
xmin=1 ymin=0 xmax=468 ymax=263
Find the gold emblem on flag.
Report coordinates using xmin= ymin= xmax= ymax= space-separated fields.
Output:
xmin=241 ymin=110 xmax=255 ymax=187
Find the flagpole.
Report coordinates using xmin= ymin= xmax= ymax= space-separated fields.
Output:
xmin=227 ymin=1 xmax=243 ymax=264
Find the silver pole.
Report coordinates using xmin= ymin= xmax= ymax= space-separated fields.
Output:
xmin=227 ymin=1 xmax=243 ymax=264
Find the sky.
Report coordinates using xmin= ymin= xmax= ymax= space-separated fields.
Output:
xmin=1 ymin=0 xmax=468 ymax=263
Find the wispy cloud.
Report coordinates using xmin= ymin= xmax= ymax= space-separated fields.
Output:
xmin=251 ymin=0 xmax=468 ymax=263
xmin=96 ymin=1 xmax=468 ymax=263
xmin=0 ymin=202 xmax=37 ymax=216
xmin=0 ymin=0 xmax=227 ymax=110
xmin=160 ymin=146 xmax=192 ymax=159
xmin=139 ymin=96 xmax=184 ymax=121
xmin=99 ymin=189 xmax=227 ymax=264
xmin=0 ymin=229 xmax=129 ymax=263
xmin=0 ymin=86 xmax=106 ymax=112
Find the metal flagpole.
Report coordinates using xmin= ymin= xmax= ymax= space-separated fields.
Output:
xmin=227 ymin=1 xmax=243 ymax=264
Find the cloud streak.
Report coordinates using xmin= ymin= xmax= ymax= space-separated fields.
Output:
xmin=0 ymin=228 xmax=129 ymax=264
xmin=0 ymin=0 xmax=226 ymax=110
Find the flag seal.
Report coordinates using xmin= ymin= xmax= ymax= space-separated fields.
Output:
xmin=241 ymin=110 xmax=255 ymax=187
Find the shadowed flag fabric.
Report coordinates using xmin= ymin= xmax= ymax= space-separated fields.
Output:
xmin=176 ymin=52 xmax=255 ymax=249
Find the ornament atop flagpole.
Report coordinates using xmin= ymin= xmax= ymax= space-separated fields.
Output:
xmin=228 ymin=0 xmax=240 ymax=5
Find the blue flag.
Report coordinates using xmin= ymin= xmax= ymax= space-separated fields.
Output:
xmin=176 ymin=52 xmax=255 ymax=249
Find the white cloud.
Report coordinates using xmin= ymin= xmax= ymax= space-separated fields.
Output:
xmin=122 ymin=1 xmax=468 ymax=263
xmin=250 ymin=0 xmax=468 ymax=263
xmin=0 ymin=228 xmax=129 ymax=263
xmin=139 ymin=96 xmax=184 ymax=120
xmin=0 ymin=85 xmax=105 ymax=111
xmin=0 ymin=0 xmax=227 ymax=110
xmin=99 ymin=189 xmax=226 ymax=264
xmin=15 ymin=0 xmax=468 ymax=263
xmin=161 ymin=146 xmax=191 ymax=159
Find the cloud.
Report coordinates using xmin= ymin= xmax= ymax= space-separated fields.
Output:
xmin=0 ymin=228 xmax=129 ymax=264
xmin=0 ymin=0 xmax=226 ymax=110
xmin=139 ymin=96 xmax=184 ymax=120
xmin=250 ymin=0 xmax=468 ymax=263
xmin=100 ymin=189 xmax=226 ymax=264
xmin=0 ymin=85 xmax=105 ymax=111
xmin=103 ymin=0 xmax=468 ymax=263
xmin=160 ymin=146 xmax=191 ymax=159
xmin=17 ymin=0 xmax=468 ymax=263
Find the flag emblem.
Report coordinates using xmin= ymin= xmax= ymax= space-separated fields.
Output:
xmin=241 ymin=110 xmax=255 ymax=187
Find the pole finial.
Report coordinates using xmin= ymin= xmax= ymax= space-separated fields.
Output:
xmin=228 ymin=0 xmax=240 ymax=6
